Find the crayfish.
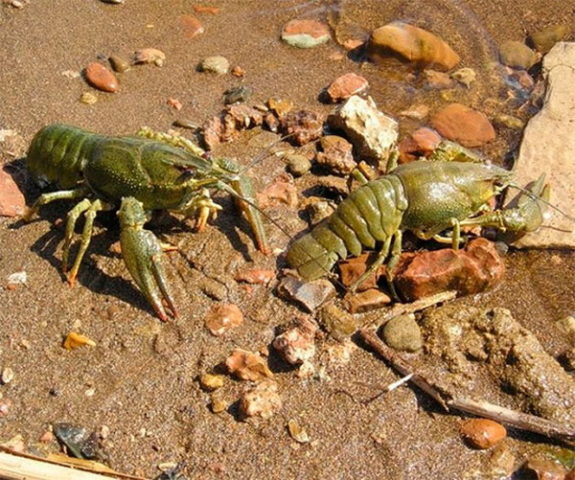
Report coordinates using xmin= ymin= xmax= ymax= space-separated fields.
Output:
xmin=24 ymin=124 xmax=269 ymax=321
xmin=286 ymin=155 xmax=550 ymax=293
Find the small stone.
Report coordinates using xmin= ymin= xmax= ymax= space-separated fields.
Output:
xmin=166 ymin=98 xmax=183 ymax=110
xmin=318 ymin=303 xmax=356 ymax=341
xmin=268 ymin=97 xmax=294 ymax=117
xmin=346 ymin=289 xmax=391 ymax=313
xmin=287 ymin=419 xmax=310 ymax=443
xmin=494 ymin=114 xmax=524 ymax=130
xmin=225 ymin=349 xmax=273 ymax=381
xmin=199 ymin=55 xmax=230 ymax=75
xmin=399 ymin=104 xmax=430 ymax=120
xmin=256 ymin=176 xmax=298 ymax=209
xmin=460 ymin=419 xmax=506 ymax=449
xmin=367 ymin=22 xmax=460 ymax=71
xmin=499 ymin=41 xmax=538 ymax=70
xmin=431 ymin=103 xmax=495 ymax=147
xmin=529 ymin=25 xmax=570 ymax=54
xmin=285 ymin=153 xmax=312 ymax=177
xmin=134 ymin=48 xmax=166 ymax=67
xmin=423 ymin=69 xmax=455 ymax=89
xmin=223 ymin=86 xmax=252 ymax=105
xmin=79 ymin=92 xmax=98 ymax=105
xmin=0 ymin=168 xmax=25 ymax=217
xmin=204 ymin=304 xmax=244 ymax=336
xmin=63 ymin=332 xmax=97 ymax=350
xmin=315 ymin=135 xmax=356 ymax=175
xmin=306 ymin=199 xmax=335 ymax=224
xmin=279 ymin=110 xmax=324 ymax=145
xmin=198 ymin=277 xmax=226 ymax=300
xmin=327 ymin=95 xmax=398 ymax=166
xmin=39 ymin=430 xmax=55 ymax=443
xmin=239 ymin=380 xmax=282 ymax=419
xmin=338 ymin=253 xmax=381 ymax=291
xmin=173 ymin=118 xmax=199 ymax=130
xmin=395 ymin=238 xmax=505 ymax=301
xmin=100 ymin=0 xmax=124 ymax=3
xmin=278 ymin=276 xmax=336 ymax=313
xmin=108 ymin=55 xmax=130 ymax=73
xmin=281 ymin=19 xmax=330 ymax=49
xmin=272 ymin=318 xmax=317 ymax=365
xmin=180 ymin=14 xmax=204 ymax=39
xmin=210 ymin=395 xmax=228 ymax=413
xmin=0 ymin=401 xmax=10 ymax=417
xmin=199 ymin=373 xmax=225 ymax=391
xmin=381 ymin=314 xmax=422 ymax=352
xmin=231 ymin=65 xmax=245 ymax=77
xmin=84 ymin=62 xmax=118 ymax=92
xmin=234 ymin=268 xmax=275 ymax=285
xmin=451 ymin=67 xmax=476 ymax=88
xmin=524 ymin=458 xmax=567 ymax=480
xmin=398 ymin=127 xmax=442 ymax=163
xmin=1 ymin=367 xmax=14 ymax=385
xmin=325 ymin=73 xmax=369 ymax=103
xmin=192 ymin=5 xmax=220 ymax=14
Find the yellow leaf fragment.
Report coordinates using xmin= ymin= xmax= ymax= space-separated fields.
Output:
xmin=63 ymin=332 xmax=96 ymax=350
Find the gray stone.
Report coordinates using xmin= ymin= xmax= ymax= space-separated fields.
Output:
xmin=512 ymin=42 xmax=575 ymax=248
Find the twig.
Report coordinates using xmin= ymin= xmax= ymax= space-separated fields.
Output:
xmin=359 ymin=328 xmax=575 ymax=445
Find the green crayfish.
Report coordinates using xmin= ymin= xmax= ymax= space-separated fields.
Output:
xmin=287 ymin=158 xmax=549 ymax=291
xmin=24 ymin=124 xmax=269 ymax=321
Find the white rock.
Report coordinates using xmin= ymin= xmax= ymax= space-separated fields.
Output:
xmin=512 ymin=42 xmax=575 ymax=248
xmin=327 ymin=95 xmax=398 ymax=168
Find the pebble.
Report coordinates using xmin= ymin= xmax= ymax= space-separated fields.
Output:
xmin=210 ymin=395 xmax=228 ymax=414
xmin=338 ymin=253 xmax=382 ymax=291
xmin=272 ymin=318 xmax=317 ymax=365
xmin=268 ymin=97 xmax=294 ymax=117
xmin=318 ymin=303 xmax=356 ymax=341
xmin=239 ymin=380 xmax=282 ymax=419
xmin=315 ymin=135 xmax=356 ymax=175
xmin=180 ymin=14 xmax=204 ymax=39
xmin=63 ymin=332 xmax=96 ymax=350
xmin=381 ymin=314 xmax=422 ymax=352
xmin=1 ymin=367 xmax=14 ymax=385
xmin=499 ymin=40 xmax=538 ymax=70
xmin=204 ymin=304 xmax=244 ymax=336
xmin=198 ymin=277 xmax=226 ymax=300
xmin=423 ymin=69 xmax=455 ymax=89
xmin=277 ymin=276 xmax=336 ymax=313
xmin=100 ymin=0 xmax=124 ymax=3
xmin=281 ymin=19 xmax=331 ymax=49
xmin=325 ymin=73 xmax=369 ymax=102
xmin=108 ymin=55 xmax=130 ymax=73
xmin=346 ymin=289 xmax=391 ymax=313
xmin=0 ymin=401 xmax=10 ymax=417
xmin=285 ymin=153 xmax=312 ymax=177
xmin=166 ymin=98 xmax=182 ymax=110
xmin=306 ymin=199 xmax=335 ymax=224
xmin=431 ymin=103 xmax=495 ymax=147
xmin=199 ymin=373 xmax=225 ymax=391
xmin=223 ymin=86 xmax=252 ymax=104
xmin=367 ymin=22 xmax=460 ymax=70
xmin=529 ymin=24 xmax=570 ymax=54
xmin=287 ymin=419 xmax=310 ymax=443
xmin=494 ymin=113 xmax=524 ymax=130
xmin=523 ymin=458 xmax=567 ymax=479
xmin=279 ymin=110 xmax=324 ymax=145
xmin=256 ymin=176 xmax=298 ymax=209
xmin=459 ymin=419 xmax=507 ymax=449
xmin=84 ymin=62 xmax=118 ymax=92
xmin=234 ymin=268 xmax=275 ymax=285
xmin=79 ymin=92 xmax=98 ymax=105
xmin=0 ymin=168 xmax=25 ymax=217
xmin=396 ymin=238 xmax=505 ymax=301
xmin=327 ymin=95 xmax=398 ymax=167
xmin=199 ymin=55 xmax=229 ymax=75
xmin=450 ymin=67 xmax=477 ymax=88
xmin=398 ymin=127 xmax=442 ymax=163
xmin=231 ymin=65 xmax=245 ymax=77
xmin=399 ymin=104 xmax=429 ymax=120
xmin=133 ymin=48 xmax=166 ymax=67
xmin=173 ymin=118 xmax=199 ymax=130
xmin=225 ymin=349 xmax=273 ymax=381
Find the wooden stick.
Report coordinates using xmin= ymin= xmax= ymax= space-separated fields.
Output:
xmin=0 ymin=447 xmax=148 ymax=480
xmin=359 ymin=328 xmax=575 ymax=445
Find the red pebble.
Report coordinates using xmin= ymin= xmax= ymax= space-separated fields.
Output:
xmin=85 ymin=62 xmax=118 ymax=92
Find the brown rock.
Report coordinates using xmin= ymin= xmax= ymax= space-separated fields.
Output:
xmin=256 ymin=175 xmax=298 ymax=209
xmin=315 ymin=135 xmax=356 ymax=175
xmin=279 ymin=110 xmax=324 ymax=145
xmin=267 ymin=97 xmax=294 ymax=117
xmin=277 ymin=276 xmax=336 ymax=313
xmin=133 ymin=48 xmax=166 ymax=67
xmin=272 ymin=318 xmax=317 ymax=365
xmin=566 ymin=468 xmax=575 ymax=480
xmin=395 ymin=238 xmax=505 ymax=301
xmin=524 ymin=458 xmax=568 ymax=480
xmin=338 ymin=253 xmax=381 ymax=291
xmin=325 ymin=73 xmax=369 ymax=103
xmin=180 ymin=15 xmax=204 ymax=39
xmin=346 ymin=289 xmax=391 ymax=313
xmin=204 ymin=304 xmax=244 ymax=336
xmin=398 ymin=127 xmax=442 ymax=163
xmin=423 ymin=69 xmax=455 ymax=89
xmin=225 ymin=349 xmax=273 ymax=381
xmin=192 ymin=5 xmax=220 ymax=14
xmin=84 ymin=62 xmax=118 ymax=92
xmin=460 ymin=419 xmax=507 ymax=449
xmin=234 ymin=268 xmax=275 ymax=285
xmin=0 ymin=168 xmax=25 ymax=217
xmin=367 ymin=22 xmax=460 ymax=71
xmin=431 ymin=103 xmax=495 ymax=147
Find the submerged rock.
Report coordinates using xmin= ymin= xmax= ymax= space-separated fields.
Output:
xmin=499 ymin=40 xmax=538 ymax=69
xmin=431 ymin=103 xmax=495 ymax=147
xmin=279 ymin=110 xmax=324 ymax=145
xmin=529 ymin=24 xmax=570 ymax=54
xmin=315 ymin=135 xmax=356 ymax=175
xmin=459 ymin=419 xmax=507 ymax=450
xmin=281 ymin=19 xmax=330 ymax=48
xmin=367 ymin=22 xmax=460 ymax=71
xmin=325 ymin=73 xmax=369 ymax=102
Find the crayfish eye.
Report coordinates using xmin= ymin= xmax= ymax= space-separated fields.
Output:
xmin=175 ymin=166 xmax=197 ymax=183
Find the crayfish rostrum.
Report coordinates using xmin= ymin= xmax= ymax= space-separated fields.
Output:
xmin=24 ymin=124 xmax=269 ymax=321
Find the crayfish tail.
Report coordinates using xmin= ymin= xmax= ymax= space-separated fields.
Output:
xmin=286 ymin=231 xmax=341 ymax=281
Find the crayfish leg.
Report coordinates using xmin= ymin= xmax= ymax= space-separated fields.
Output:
xmin=22 ymin=186 xmax=89 ymax=221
